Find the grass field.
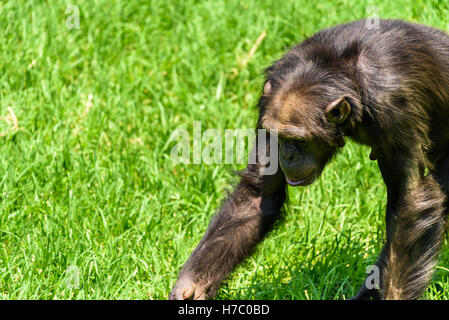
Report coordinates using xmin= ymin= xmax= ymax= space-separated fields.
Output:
xmin=0 ymin=0 xmax=449 ymax=300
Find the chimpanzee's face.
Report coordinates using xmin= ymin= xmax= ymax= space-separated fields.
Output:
xmin=261 ymin=81 xmax=351 ymax=186
xmin=277 ymin=136 xmax=333 ymax=186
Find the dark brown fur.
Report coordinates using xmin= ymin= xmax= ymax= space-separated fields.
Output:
xmin=170 ymin=19 xmax=449 ymax=300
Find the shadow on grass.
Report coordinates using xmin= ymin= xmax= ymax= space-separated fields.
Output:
xmin=216 ymin=234 xmax=381 ymax=300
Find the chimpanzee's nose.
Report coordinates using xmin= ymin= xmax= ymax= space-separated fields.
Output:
xmin=281 ymin=143 xmax=299 ymax=162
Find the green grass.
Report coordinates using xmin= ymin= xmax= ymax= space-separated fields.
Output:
xmin=0 ymin=0 xmax=448 ymax=300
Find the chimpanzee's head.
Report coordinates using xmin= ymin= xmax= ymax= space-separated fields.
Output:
xmin=260 ymin=79 xmax=358 ymax=186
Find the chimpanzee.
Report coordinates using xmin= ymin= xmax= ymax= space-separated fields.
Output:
xmin=170 ymin=19 xmax=449 ymax=300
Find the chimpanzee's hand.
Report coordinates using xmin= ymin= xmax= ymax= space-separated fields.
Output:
xmin=169 ymin=275 xmax=207 ymax=300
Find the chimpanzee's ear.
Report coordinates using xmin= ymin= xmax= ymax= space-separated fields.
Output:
xmin=263 ymin=81 xmax=272 ymax=96
xmin=325 ymin=96 xmax=351 ymax=124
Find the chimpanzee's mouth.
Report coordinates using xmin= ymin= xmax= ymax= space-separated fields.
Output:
xmin=285 ymin=173 xmax=315 ymax=187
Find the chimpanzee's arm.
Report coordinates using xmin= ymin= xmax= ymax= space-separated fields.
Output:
xmin=169 ymin=135 xmax=286 ymax=300
xmin=353 ymin=150 xmax=447 ymax=300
